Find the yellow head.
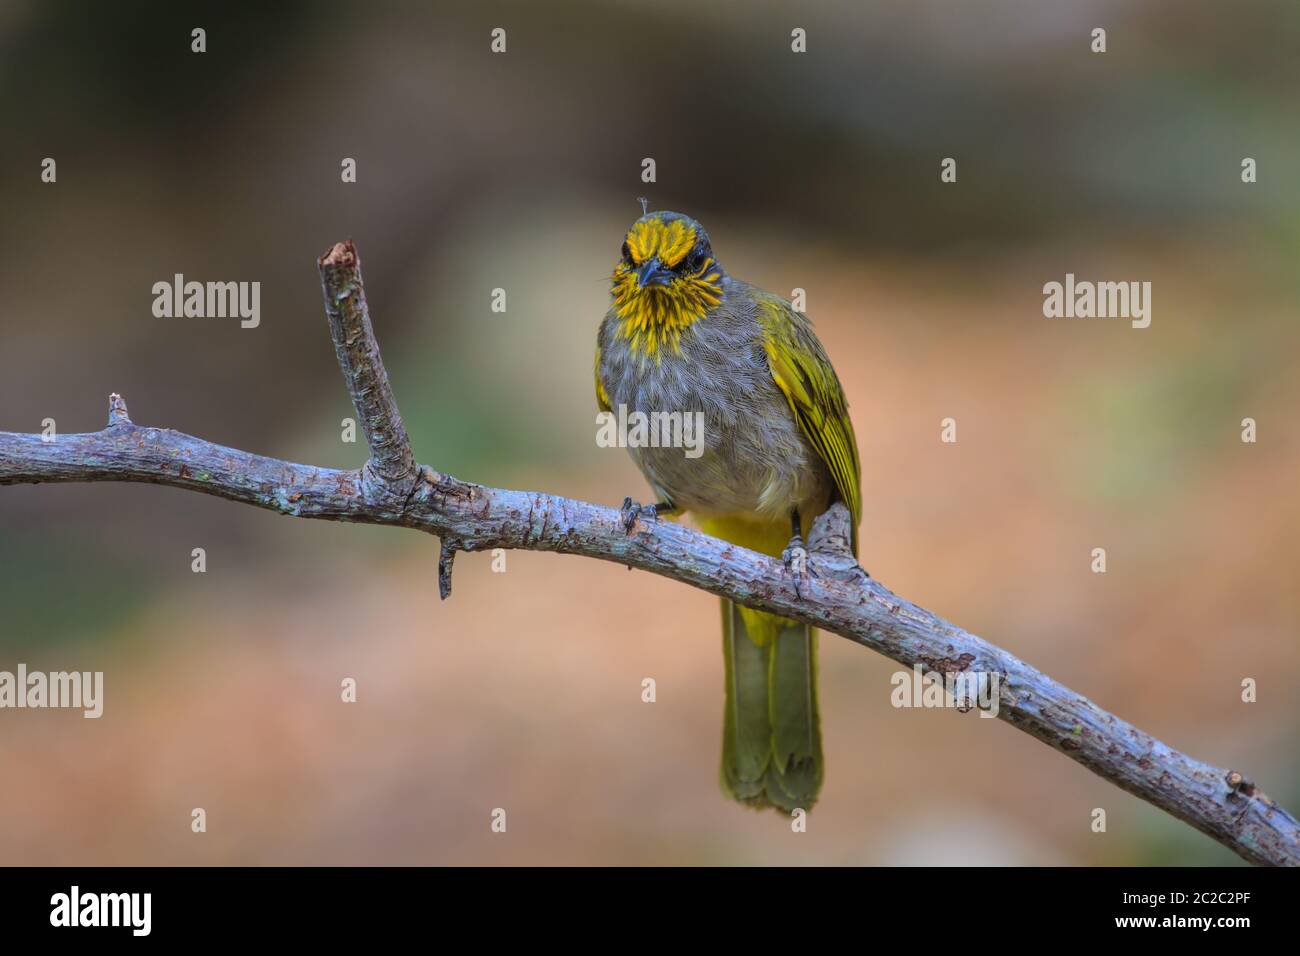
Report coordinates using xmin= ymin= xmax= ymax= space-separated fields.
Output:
xmin=610 ymin=211 xmax=724 ymax=359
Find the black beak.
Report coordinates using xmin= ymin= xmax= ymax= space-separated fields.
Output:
xmin=635 ymin=257 xmax=673 ymax=288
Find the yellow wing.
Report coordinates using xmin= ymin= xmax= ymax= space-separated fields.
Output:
xmin=594 ymin=343 xmax=612 ymax=413
xmin=757 ymin=295 xmax=861 ymax=555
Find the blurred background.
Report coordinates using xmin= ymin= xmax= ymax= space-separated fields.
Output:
xmin=1 ymin=0 xmax=1297 ymax=865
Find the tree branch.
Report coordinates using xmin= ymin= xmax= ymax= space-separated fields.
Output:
xmin=318 ymin=241 xmax=417 ymax=495
xmin=1 ymin=240 xmax=1295 ymax=866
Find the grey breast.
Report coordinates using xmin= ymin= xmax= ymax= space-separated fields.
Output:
xmin=598 ymin=278 xmax=828 ymax=518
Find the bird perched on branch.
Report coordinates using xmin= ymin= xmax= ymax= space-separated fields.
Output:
xmin=595 ymin=208 xmax=861 ymax=812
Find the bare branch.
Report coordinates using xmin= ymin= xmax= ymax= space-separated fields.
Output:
xmin=1 ymin=241 xmax=1295 ymax=866
xmin=318 ymin=240 xmax=416 ymax=495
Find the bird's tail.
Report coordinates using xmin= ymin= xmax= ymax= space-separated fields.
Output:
xmin=720 ymin=599 xmax=823 ymax=812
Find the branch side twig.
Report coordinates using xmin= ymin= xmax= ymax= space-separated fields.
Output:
xmin=318 ymin=240 xmax=416 ymax=495
xmin=0 ymin=241 xmax=1295 ymax=866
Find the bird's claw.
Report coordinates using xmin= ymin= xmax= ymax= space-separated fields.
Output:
xmin=782 ymin=536 xmax=816 ymax=599
xmin=620 ymin=497 xmax=658 ymax=534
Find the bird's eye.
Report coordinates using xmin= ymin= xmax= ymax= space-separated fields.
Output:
xmin=621 ymin=241 xmax=632 ymax=262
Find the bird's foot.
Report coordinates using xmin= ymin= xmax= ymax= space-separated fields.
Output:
xmin=620 ymin=497 xmax=660 ymax=533
xmin=782 ymin=533 xmax=817 ymax=599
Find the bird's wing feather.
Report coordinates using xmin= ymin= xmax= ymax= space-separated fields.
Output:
xmin=594 ymin=342 xmax=612 ymax=413
xmin=756 ymin=294 xmax=861 ymax=554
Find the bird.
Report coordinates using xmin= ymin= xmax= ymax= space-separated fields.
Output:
xmin=594 ymin=208 xmax=861 ymax=812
